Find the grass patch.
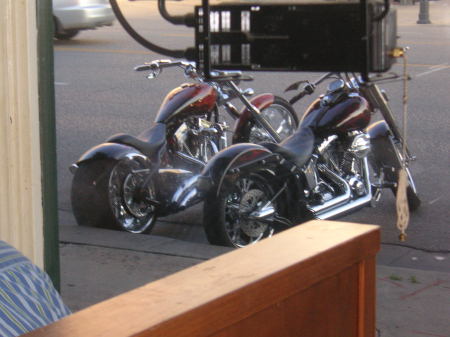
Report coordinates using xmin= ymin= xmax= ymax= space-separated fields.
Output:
xmin=409 ymin=275 xmax=420 ymax=284
xmin=389 ymin=274 xmax=403 ymax=281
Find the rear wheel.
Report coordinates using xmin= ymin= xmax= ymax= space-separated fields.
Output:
xmin=203 ymin=171 xmax=281 ymax=247
xmin=244 ymin=96 xmax=299 ymax=143
xmin=71 ymin=154 xmax=157 ymax=233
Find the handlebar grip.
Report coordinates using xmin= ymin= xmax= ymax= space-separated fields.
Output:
xmin=134 ymin=65 xmax=153 ymax=72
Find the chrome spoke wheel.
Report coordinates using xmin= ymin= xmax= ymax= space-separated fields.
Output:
xmin=108 ymin=156 xmax=156 ymax=233
xmin=249 ymin=101 xmax=298 ymax=143
xmin=223 ymin=174 xmax=275 ymax=247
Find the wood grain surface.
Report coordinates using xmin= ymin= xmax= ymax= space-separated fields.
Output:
xmin=25 ymin=220 xmax=379 ymax=337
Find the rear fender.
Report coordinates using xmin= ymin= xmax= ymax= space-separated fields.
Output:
xmin=232 ymin=93 xmax=275 ymax=143
xmin=199 ymin=143 xmax=276 ymax=197
xmin=72 ymin=143 xmax=148 ymax=172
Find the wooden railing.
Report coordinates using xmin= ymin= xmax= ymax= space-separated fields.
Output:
xmin=26 ymin=220 xmax=379 ymax=337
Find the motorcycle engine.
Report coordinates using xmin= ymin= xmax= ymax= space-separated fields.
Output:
xmin=306 ymin=132 xmax=371 ymax=203
xmin=349 ymin=133 xmax=371 ymax=159
xmin=340 ymin=132 xmax=371 ymax=196
xmin=174 ymin=118 xmax=228 ymax=163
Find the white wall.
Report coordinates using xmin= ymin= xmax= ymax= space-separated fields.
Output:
xmin=0 ymin=0 xmax=44 ymax=267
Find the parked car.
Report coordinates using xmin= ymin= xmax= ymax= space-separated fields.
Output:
xmin=53 ymin=0 xmax=115 ymax=40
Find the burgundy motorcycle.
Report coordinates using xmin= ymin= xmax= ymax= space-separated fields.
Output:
xmin=70 ymin=59 xmax=298 ymax=234
xmin=200 ymin=72 xmax=421 ymax=247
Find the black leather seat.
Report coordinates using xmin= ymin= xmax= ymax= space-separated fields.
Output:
xmin=106 ymin=123 xmax=166 ymax=159
xmin=262 ymin=127 xmax=315 ymax=168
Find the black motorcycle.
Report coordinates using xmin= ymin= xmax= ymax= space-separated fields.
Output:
xmin=70 ymin=60 xmax=298 ymax=234
xmin=199 ymin=72 xmax=421 ymax=247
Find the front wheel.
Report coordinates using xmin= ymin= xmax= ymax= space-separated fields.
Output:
xmin=387 ymin=138 xmax=421 ymax=212
xmin=371 ymin=135 xmax=421 ymax=212
xmin=244 ymin=96 xmax=299 ymax=143
xmin=71 ymin=154 xmax=157 ymax=234
xmin=391 ymin=164 xmax=421 ymax=212
xmin=203 ymin=171 xmax=282 ymax=247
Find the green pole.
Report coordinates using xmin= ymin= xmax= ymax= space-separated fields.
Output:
xmin=36 ymin=0 xmax=60 ymax=290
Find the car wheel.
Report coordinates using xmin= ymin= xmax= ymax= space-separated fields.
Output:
xmin=55 ymin=29 xmax=79 ymax=40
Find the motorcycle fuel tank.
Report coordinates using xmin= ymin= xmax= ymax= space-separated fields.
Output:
xmin=302 ymin=94 xmax=371 ymax=134
xmin=155 ymin=83 xmax=217 ymax=125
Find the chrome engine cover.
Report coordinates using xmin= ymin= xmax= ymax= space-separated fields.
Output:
xmin=349 ymin=133 xmax=371 ymax=159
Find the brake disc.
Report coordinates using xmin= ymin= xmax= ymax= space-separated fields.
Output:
xmin=239 ymin=189 xmax=268 ymax=237
xmin=123 ymin=172 xmax=152 ymax=218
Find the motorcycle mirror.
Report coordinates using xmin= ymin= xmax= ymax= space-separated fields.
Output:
xmin=242 ymin=88 xmax=255 ymax=97
xmin=134 ymin=65 xmax=152 ymax=72
xmin=184 ymin=64 xmax=196 ymax=78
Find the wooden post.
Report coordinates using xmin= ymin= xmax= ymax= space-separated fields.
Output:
xmin=37 ymin=0 xmax=61 ymax=289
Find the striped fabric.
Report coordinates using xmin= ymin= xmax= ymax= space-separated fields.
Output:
xmin=0 ymin=241 xmax=71 ymax=336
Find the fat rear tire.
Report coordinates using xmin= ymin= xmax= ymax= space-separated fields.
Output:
xmin=71 ymin=160 xmax=117 ymax=229
xmin=203 ymin=171 xmax=282 ymax=248
xmin=71 ymin=156 xmax=157 ymax=233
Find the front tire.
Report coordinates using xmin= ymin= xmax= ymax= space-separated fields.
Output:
xmin=71 ymin=155 xmax=157 ymax=234
xmin=388 ymin=139 xmax=421 ymax=212
xmin=392 ymin=166 xmax=421 ymax=212
xmin=203 ymin=171 xmax=281 ymax=247
xmin=371 ymin=134 xmax=421 ymax=212
xmin=243 ymin=96 xmax=299 ymax=143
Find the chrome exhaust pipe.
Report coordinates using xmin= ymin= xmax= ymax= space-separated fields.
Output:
xmin=249 ymin=204 xmax=276 ymax=221
xmin=316 ymin=158 xmax=372 ymax=220
xmin=316 ymin=192 xmax=372 ymax=220
xmin=171 ymin=174 xmax=203 ymax=209
xmin=311 ymin=164 xmax=351 ymax=214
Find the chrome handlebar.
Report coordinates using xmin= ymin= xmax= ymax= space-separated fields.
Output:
xmin=134 ymin=60 xmax=255 ymax=105
xmin=134 ymin=59 xmax=253 ymax=82
xmin=287 ymin=71 xmax=403 ymax=105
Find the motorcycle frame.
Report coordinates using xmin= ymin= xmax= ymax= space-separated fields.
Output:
xmin=72 ymin=77 xmax=281 ymax=217
xmin=292 ymin=72 xmax=412 ymax=162
xmin=200 ymin=136 xmax=376 ymax=227
xmin=200 ymin=72 xmax=414 ymax=229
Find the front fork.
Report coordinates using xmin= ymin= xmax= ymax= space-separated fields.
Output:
xmin=360 ymin=82 xmax=415 ymax=163
xmin=227 ymin=81 xmax=281 ymax=143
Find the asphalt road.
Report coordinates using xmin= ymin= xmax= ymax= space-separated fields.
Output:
xmin=54 ymin=0 xmax=449 ymax=270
